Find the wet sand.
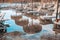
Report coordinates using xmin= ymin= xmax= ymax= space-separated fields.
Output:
xmin=0 ymin=32 xmax=60 ymax=40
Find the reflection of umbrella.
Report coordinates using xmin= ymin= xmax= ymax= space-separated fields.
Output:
xmin=11 ymin=10 xmax=23 ymax=21
xmin=25 ymin=0 xmax=39 ymax=19
xmin=23 ymin=0 xmax=42 ymax=34
xmin=24 ymin=12 xmax=38 ymax=19
xmin=15 ymin=19 xmax=29 ymax=26
xmin=11 ymin=15 xmax=22 ymax=21
xmin=11 ymin=13 xmax=29 ymax=26
xmin=23 ymin=24 xmax=42 ymax=34
xmin=11 ymin=13 xmax=29 ymax=27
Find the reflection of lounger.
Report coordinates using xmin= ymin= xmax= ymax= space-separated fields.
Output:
xmin=40 ymin=9 xmax=56 ymax=19
xmin=40 ymin=13 xmax=56 ymax=25
xmin=40 ymin=18 xmax=53 ymax=25
xmin=40 ymin=16 xmax=56 ymax=20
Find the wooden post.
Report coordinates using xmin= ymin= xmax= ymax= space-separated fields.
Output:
xmin=32 ymin=0 xmax=33 ymax=25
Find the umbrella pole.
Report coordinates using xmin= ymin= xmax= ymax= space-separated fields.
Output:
xmin=32 ymin=0 xmax=33 ymax=25
xmin=56 ymin=0 xmax=59 ymax=20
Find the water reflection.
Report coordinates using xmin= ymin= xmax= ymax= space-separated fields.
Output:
xmin=0 ymin=9 xmax=54 ymax=39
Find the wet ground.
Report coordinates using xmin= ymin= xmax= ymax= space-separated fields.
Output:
xmin=0 ymin=9 xmax=55 ymax=40
xmin=0 ymin=32 xmax=60 ymax=40
xmin=0 ymin=3 xmax=60 ymax=40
